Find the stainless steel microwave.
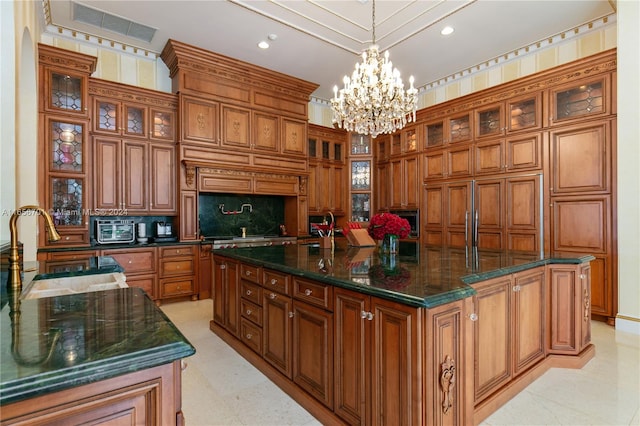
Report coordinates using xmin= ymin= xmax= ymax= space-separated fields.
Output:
xmin=96 ymin=219 xmax=135 ymax=244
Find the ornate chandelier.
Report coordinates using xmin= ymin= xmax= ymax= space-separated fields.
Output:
xmin=331 ymin=0 xmax=418 ymax=138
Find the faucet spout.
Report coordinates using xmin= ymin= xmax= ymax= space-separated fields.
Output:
xmin=8 ymin=205 xmax=61 ymax=292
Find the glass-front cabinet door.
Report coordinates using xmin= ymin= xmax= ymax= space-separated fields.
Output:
xmin=349 ymin=133 xmax=372 ymax=223
xmin=44 ymin=116 xmax=90 ymax=245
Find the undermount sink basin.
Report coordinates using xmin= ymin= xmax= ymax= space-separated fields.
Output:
xmin=22 ymin=272 xmax=128 ymax=299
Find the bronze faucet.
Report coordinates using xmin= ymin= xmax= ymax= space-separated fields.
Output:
xmin=8 ymin=205 xmax=61 ymax=292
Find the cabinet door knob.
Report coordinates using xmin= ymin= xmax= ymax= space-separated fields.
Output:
xmin=304 ymin=289 xmax=312 ymax=296
xmin=246 ymin=333 xmax=252 ymax=340
xmin=270 ymin=278 xmax=277 ymax=285
xmin=579 ymin=274 xmax=586 ymax=279
xmin=269 ymin=293 xmax=277 ymax=299
xmin=288 ymin=311 xmax=294 ymax=318
xmin=220 ymin=264 xmax=226 ymax=270
xmin=246 ymin=290 xmax=252 ymax=296
xmin=468 ymin=313 xmax=478 ymax=321
xmin=366 ymin=312 xmax=374 ymax=321
xmin=246 ymin=270 xmax=251 ymax=276
xmin=360 ymin=310 xmax=368 ymax=319
xmin=246 ymin=309 xmax=252 ymax=315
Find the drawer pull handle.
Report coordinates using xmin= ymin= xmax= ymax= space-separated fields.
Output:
xmin=246 ymin=309 xmax=252 ymax=315
xmin=304 ymin=289 xmax=312 ymax=296
xmin=288 ymin=311 xmax=294 ymax=318
xmin=270 ymin=278 xmax=277 ymax=285
xmin=246 ymin=290 xmax=252 ymax=296
xmin=360 ymin=310 xmax=368 ymax=319
xmin=220 ymin=264 xmax=226 ymax=270
xmin=269 ymin=293 xmax=277 ymax=300
xmin=246 ymin=270 xmax=252 ymax=276
xmin=469 ymin=313 xmax=478 ymax=321
xmin=176 ymin=250 xmax=180 ymax=254
xmin=128 ymin=260 xmax=133 ymax=264
xmin=246 ymin=333 xmax=252 ymax=340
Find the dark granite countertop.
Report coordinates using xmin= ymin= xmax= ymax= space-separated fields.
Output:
xmin=0 ymin=287 xmax=195 ymax=406
xmin=37 ymin=239 xmax=202 ymax=253
xmin=213 ymin=242 xmax=594 ymax=308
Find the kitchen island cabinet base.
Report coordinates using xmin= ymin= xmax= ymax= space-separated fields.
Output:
xmin=210 ymin=320 xmax=346 ymax=425
xmin=1 ymin=361 xmax=186 ymax=425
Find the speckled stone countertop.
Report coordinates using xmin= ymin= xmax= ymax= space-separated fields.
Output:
xmin=213 ymin=242 xmax=595 ymax=308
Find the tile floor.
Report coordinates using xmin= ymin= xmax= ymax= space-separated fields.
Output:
xmin=161 ymin=299 xmax=640 ymax=426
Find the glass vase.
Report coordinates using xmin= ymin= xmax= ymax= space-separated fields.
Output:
xmin=381 ymin=234 xmax=399 ymax=254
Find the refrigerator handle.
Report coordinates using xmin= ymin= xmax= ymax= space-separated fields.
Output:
xmin=474 ymin=210 xmax=479 ymax=246
xmin=465 ymin=211 xmax=469 ymax=245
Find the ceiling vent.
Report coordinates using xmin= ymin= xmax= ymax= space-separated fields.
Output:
xmin=72 ymin=2 xmax=157 ymax=43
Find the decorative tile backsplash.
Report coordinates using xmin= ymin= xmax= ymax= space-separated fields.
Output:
xmin=198 ymin=194 xmax=285 ymax=238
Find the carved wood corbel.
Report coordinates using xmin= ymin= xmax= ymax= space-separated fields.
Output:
xmin=440 ymin=355 xmax=455 ymax=415
xmin=185 ymin=165 xmax=196 ymax=187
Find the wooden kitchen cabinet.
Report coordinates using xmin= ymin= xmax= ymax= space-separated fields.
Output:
xmin=213 ymin=256 xmax=240 ymax=336
xmin=548 ymin=263 xmax=592 ymax=355
xmin=548 ymin=74 xmax=611 ymax=126
xmin=334 ymin=287 xmax=421 ymax=425
xmin=180 ymin=94 xmax=220 ymax=145
xmin=389 ymin=154 xmax=420 ymax=209
xmin=308 ymin=124 xmax=347 ymax=216
xmin=475 ymin=133 xmax=544 ymax=176
xmin=471 ymin=268 xmax=545 ymax=405
xmin=1 ymin=361 xmax=185 ymax=425
xmin=105 ymin=247 xmax=157 ymax=299
xmin=423 ymin=296 xmax=474 ymax=426
xmin=474 ymin=94 xmax=542 ymax=140
xmin=90 ymin=79 xmax=177 ymax=216
xmin=40 ymin=113 xmax=92 ymax=247
xmin=549 ymin=120 xmax=612 ymax=196
xmin=292 ymin=300 xmax=334 ymax=409
xmin=38 ymin=44 xmax=95 ymax=118
xmin=159 ymin=245 xmax=197 ymax=302
xmin=92 ymin=96 xmax=147 ymax=138
xmin=422 ymin=112 xmax=473 ymax=149
xmin=423 ymin=145 xmax=473 ymax=181
xmin=220 ymin=104 xmax=251 ymax=149
xmin=198 ymin=243 xmax=213 ymax=300
xmin=94 ymin=137 xmax=148 ymax=212
xmin=262 ymin=269 xmax=293 ymax=377
xmin=149 ymin=143 xmax=176 ymax=213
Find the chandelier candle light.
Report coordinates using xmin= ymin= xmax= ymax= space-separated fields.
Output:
xmin=331 ymin=0 xmax=418 ymax=137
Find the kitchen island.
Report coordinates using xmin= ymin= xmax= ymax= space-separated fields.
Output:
xmin=211 ymin=242 xmax=595 ymax=425
xmin=0 ymin=256 xmax=195 ymax=424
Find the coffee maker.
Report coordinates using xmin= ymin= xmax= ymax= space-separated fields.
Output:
xmin=154 ymin=221 xmax=172 ymax=237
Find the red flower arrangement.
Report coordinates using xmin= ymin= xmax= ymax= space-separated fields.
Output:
xmin=367 ymin=213 xmax=411 ymax=241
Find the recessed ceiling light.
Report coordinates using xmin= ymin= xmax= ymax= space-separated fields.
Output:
xmin=258 ymin=41 xmax=269 ymax=49
xmin=441 ymin=26 xmax=454 ymax=36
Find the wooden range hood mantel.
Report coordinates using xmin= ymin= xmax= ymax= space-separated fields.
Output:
xmin=163 ymin=39 xmax=317 ymax=240
xmin=160 ymin=39 xmax=318 ymax=116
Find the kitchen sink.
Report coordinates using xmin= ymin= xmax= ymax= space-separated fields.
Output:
xmin=22 ymin=272 xmax=128 ymax=299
